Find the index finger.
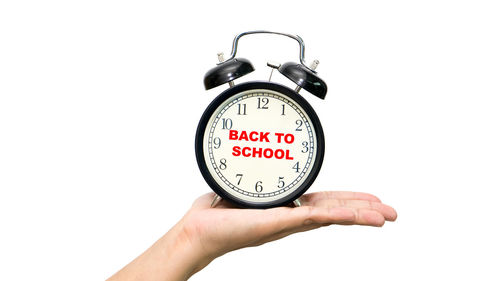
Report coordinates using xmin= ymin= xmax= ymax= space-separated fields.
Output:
xmin=301 ymin=191 xmax=382 ymax=205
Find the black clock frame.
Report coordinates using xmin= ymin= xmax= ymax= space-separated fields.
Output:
xmin=195 ymin=81 xmax=325 ymax=208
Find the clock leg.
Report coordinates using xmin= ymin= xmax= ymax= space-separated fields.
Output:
xmin=293 ymin=198 xmax=302 ymax=207
xmin=210 ymin=194 xmax=222 ymax=208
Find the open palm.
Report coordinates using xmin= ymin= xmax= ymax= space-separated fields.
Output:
xmin=107 ymin=191 xmax=397 ymax=281
xmin=181 ymin=191 xmax=397 ymax=259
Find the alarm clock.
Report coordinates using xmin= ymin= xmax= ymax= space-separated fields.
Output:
xmin=195 ymin=31 xmax=327 ymax=208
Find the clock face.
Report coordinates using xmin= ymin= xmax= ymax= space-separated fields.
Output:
xmin=195 ymin=82 xmax=324 ymax=208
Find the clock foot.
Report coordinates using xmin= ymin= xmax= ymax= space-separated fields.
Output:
xmin=210 ymin=194 xmax=222 ymax=208
xmin=293 ymin=198 xmax=302 ymax=207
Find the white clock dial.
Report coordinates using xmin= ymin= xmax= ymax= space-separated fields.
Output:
xmin=202 ymin=88 xmax=317 ymax=204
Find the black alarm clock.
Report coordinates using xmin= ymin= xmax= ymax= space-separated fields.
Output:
xmin=195 ymin=31 xmax=327 ymax=208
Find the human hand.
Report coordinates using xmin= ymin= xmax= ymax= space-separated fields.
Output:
xmin=108 ymin=191 xmax=397 ymax=281
xmin=181 ymin=191 xmax=397 ymax=264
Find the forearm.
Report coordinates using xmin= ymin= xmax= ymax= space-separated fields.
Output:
xmin=107 ymin=221 xmax=210 ymax=281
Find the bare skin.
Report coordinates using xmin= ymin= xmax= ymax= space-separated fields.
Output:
xmin=108 ymin=191 xmax=397 ymax=281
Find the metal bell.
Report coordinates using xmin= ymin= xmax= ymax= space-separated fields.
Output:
xmin=203 ymin=58 xmax=254 ymax=90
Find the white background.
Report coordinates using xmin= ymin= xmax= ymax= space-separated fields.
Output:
xmin=1 ymin=1 xmax=499 ymax=280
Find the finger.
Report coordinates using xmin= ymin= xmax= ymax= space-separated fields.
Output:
xmin=308 ymin=199 xmax=397 ymax=221
xmin=191 ymin=192 xmax=234 ymax=209
xmin=301 ymin=191 xmax=382 ymax=205
xmin=293 ymin=206 xmax=385 ymax=227
xmin=256 ymin=206 xmax=386 ymax=245
xmin=255 ymin=206 xmax=356 ymax=235
xmin=255 ymin=222 xmax=327 ymax=246
xmin=352 ymin=209 xmax=386 ymax=226
xmin=191 ymin=192 xmax=216 ymax=208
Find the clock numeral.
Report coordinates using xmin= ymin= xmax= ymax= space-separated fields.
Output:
xmin=222 ymin=118 xmax=233 ymax=130
xmin=277 ymin=176 xmax=285 ymax=188
xmin=281 ymin=104 xmax=285 ymax=115
xmin=292 ymin=161 xmax=300 ymax=173
xmin=295 ymin=120 xmax=303 ymax=131
xmin=219 ymin=158 xmax=227 ymax=170
xmin=213 ymin=137 xmax=221 ymax=149
xmin=257 ymin=97 xmax=269 ymax=109
xmin=255 ymin=181 xmax=263 ymax=193
xmin=235 ymin=173 xmax=243 ymax=185
xmin=237 ymin=103 xmax=247 ymax=115
xmin=301 ymin=141 xmax=308 ymax=153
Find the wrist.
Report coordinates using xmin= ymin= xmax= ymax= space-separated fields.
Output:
xmin=152 ymin=221 xmax=210 ymax=281
xmin=107 ymin=218 xmax=213 ymax=281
